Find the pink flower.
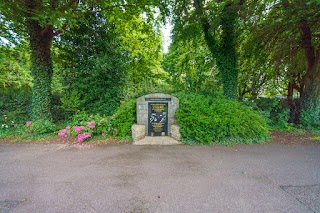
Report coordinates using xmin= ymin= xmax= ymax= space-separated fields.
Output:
xmin=74 ymin=126 xmax=85 ymax=133
xmin=58 ymin=129 xmax=67 ymax=138
xmin=77 ymin=132 xmax=91 ymax=143
xmin=65 ymin=126 xmax=71 ymax=130
xmin=26 ymin=121 xmax=32 ymax=126
xmin=58 ymin=132 xmax=66 ymax=138
xmin=87 ymin=121 xmax=95 ymax=129
xmin=102 ymin=133 xmax=105 ymax=137
xmin=78 ymin=134 xmax=85 ymax=143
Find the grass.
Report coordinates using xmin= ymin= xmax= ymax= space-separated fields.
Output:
xmin=0 ymin=127 xmax=25 ymax=139
xmin=310 ymin=131 xmax=320 ymax=143
xmin=15 ymin=133 xmax=56 ymax=142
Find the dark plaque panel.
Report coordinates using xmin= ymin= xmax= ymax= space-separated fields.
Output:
xmin=148 ymin=102 xmax=168 ymax=136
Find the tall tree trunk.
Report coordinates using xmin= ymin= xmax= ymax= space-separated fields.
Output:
xmin=25 ymin=0 xmax=54 ymax=120
xmin=299 ymin=20 xmax=320 ymax=120
xmin=194 ymin=0 xmax=239 ymax=99
xmin=216 ymin=5 xmax=238 ymax=99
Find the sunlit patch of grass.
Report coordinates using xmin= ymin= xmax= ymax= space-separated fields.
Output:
xmin=311 ymin=136 xmax=320 ymax=143
xmin=309 ymin=130 xmax=320 ymax=143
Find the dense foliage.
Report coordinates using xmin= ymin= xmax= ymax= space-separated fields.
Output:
xmin=57 ymin=11 xmax=129 ymax=116
xmin=245 ymin=98 xmax=291 ymax=130
xmin=0 ymin=88 xmax=32 ymax=127
xmin=111 ymin=99 xmax=137 ymax=139
xmin=1 ymin=0 xmax=319 ymax=142
xmin=175 ymin=92 xmax=270 ymax=145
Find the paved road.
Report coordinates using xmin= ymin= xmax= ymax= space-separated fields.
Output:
xmin=0 ymin=143 xmax=319 ymax=213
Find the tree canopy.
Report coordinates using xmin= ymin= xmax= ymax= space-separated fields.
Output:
xmin=1 ymin=0 xmax=320 ymax=128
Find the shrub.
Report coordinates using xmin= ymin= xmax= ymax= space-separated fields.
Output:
xmin=0 ymin=87 xmax=31 ymax=125
xmin=300 ymin=99 xmax=320 ymax=130
xmin=111 ymin=99 xmax=136 ymax=139
xmin=245 ymin=97 xmax=290 ymax=130
xmin=175 ymin=92 xmax=270 ymax=145
xmin=70 ymin=112 xmax=113 ymax=136
xmin=29 ymin=119 xmax=56 ymax=134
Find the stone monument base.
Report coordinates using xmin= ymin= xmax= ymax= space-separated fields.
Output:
xmin=133 ymin=136 xmax=182 ymax=145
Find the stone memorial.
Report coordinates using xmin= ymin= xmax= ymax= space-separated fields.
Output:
xmin=132 ymin=93 xmax=181 ymax=141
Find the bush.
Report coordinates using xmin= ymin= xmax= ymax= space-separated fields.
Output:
xmin=300 ymin=99 xmax=320 ymax=130
xmin=0 ymin=87 xmax=31 ymax=125
xmin=70 ymin=112 xmax=114 ymax=137
xmin=111 ymin=99 xmax=136 ymax=139
xmin=175 ymin=92 xmax=270 ymax=145
xmin=245 ymin=97 xmax=290 ymax=130
xmin=29 ymin=119 xmax=56 ymax=134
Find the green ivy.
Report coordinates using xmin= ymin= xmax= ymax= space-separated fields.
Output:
xmin=30 ymin=58 xmax=53 ymax=121
xmin=300 ymin=99 xmax=320 ymax=130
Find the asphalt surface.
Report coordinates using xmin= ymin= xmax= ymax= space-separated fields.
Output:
xmin=0 ymin=143 xmax=319 ymax=213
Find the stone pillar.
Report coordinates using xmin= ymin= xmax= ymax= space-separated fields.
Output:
xmin=131 ymin=124 xmax=146 ymax=141
xmin=170 ymin=124 xmax=181 ymax=141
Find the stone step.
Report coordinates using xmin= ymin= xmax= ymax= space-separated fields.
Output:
xmin=133 ymin=136 xmax=182 ymax=145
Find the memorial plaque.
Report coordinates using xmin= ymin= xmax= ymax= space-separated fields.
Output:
xmin=148 ymin=102 xmax=168 ymax=136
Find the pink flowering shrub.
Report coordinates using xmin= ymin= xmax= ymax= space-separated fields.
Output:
xmin=87 ymin=121 xmax=95 ymax=129
xmin=58 ymin=129 xmax=68 ymax=138
xmin=58 ymin=125 xmax=92 ymax=143
xmin=78 ymin=133 xmax=91 ymax=143
xmin=74 ymin=126 xmax=85 ymax=134
xmin=57 ymin=113 xmax=116 ymax=143
xmin=58 ymin=126 xmax=72 ymax=138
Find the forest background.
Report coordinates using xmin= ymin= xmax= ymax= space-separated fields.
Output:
xmin=0 ymin=0 xmax=319 ymax=144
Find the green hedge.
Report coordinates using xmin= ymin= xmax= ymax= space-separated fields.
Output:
xmin=175 ymin=92 xmax=270 ymax=145
xmin=111 ymin=99 xmax=136 ymax=139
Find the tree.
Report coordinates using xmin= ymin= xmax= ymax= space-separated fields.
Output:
xmin=170 ymin=0 xmax=245 ymax=99
xmin=0 ymin=42 xmax=32 ymax=90
xmin=163 ymin=35 xmax=220 ymax=92
xmin=0 ymin=0 xmax=169 ymax=120
xmin=56 ymin=10 xmax=130 ymax=115
xmin=113 ymin=15 xmax=169 ymax=96
xmin=251 ymin=0 xmax=320 ymax=123
xmin=0 ymin=0 xmax=83 ymax=120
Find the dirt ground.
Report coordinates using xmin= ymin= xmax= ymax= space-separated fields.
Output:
xmin=270 ymin=131 xmax=320 ymax=144
xmin=0 ymin=131 xmax=319 ymax=145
